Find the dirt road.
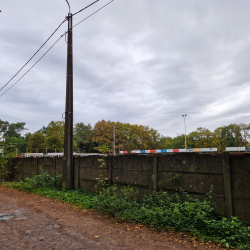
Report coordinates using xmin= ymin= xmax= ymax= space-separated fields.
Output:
xmin=0 ymin=186 xmax=225 ymax=250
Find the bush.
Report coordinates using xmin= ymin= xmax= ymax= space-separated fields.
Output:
xmin=25 ymin=173 xmax=61 ymax=188
xmin=5 ymin=179 xmax=250 ymax=249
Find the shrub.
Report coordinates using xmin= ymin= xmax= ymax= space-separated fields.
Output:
xmin=5 ymin=179 xmax=250 ymax=249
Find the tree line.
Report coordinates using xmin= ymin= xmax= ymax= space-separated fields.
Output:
xmin=0 ymin=119 xmax=250 ymax=154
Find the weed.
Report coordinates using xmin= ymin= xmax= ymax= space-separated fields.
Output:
xmin=5 ymin=177 xmax=250 ymax=249
xmin=96 ymin=158 xmax=108 ymax=190
xmin=11 ymin=172 xmax=62 ymax=191
xmin=165 ymin=173 xmax=180 ymax=182
xmin=0 ymin=153 xmax=15 ymax=182
xmin=162 ymin=172 xmax=180 ymax=183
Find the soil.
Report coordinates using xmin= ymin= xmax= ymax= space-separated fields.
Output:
xmin=0 ymin=186 xmax=227 ymax=250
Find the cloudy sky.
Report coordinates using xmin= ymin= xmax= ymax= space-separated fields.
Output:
xmin=1 ymin=0 xmax=250 ymax=138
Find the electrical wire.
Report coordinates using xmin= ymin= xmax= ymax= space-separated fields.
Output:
xmin=73 ymin=0 xmax=114 ymax=28
xmin=72 ymin=0 xmax=100 ymax=16
xmin=0 ymin=0 xmax=105 ymax=93
xmin=0 ymin=19 xmax=66 ymax=92
xmin=0 ymin=0 xmax=115 ymax=98
xmin=0 ymin=33 xmax=66 ymax=98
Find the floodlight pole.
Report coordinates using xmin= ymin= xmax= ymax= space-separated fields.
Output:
xmin=63 ymin=1 xmax=74 ymax=190
xmin=182 ymin=114 xmax=187 ymax=152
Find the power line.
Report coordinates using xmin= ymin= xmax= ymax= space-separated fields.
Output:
xmin=0 ymin=0 xmax=108 ymax=94
xmin=0 ymin=19 xmax=66 ymax=92
xmin=0 ymin=33 xmax=66 ymax=98
xmin=0 ymin=0 xmax=115 ymax=98
xmin=72 ymin=0 xmax=100 ymax=16
xmin=73 ymin=0 xmax=114 ymax=28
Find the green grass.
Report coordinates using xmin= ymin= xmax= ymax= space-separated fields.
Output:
xmin=3 ymin=174 xmax=250 ymax=249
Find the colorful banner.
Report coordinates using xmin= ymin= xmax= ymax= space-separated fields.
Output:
xmin=120 ymin=148 xmax=218 ymax=154
xmin=24 ymin=153 xmax=44 ymax=157
xmin=193 ymin=148 xmax=201 ymax=152
xmin=179 ymin=149 xmax=186 ymax=152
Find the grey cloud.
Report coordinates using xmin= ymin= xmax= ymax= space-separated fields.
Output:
xmin=1 ymin=0 xmax=250 ymax=138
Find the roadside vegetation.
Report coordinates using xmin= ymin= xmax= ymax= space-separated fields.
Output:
xmin=3 ymin=173 xmax=250 ymax=250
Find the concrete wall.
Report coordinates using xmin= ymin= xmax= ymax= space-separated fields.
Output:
xmin=157 ymin=153 xmax=225 ymax=215
xmin=230 ymin=154 xmax=250 ymax=219
xmin=12 ymin=152 xmax=250 ymax=221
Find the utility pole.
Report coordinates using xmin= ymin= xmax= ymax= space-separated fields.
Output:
xmin=62 ymin=0 xmax=74 ymax=190
xmin=113 ymin=125 xmax=115 ymax=156
xmin=182 ymin=114 xmax=187 ymax=152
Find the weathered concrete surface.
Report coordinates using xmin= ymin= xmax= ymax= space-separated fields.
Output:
xmin=22 ymin=157 xmax=37 ymax=180
xmin=230 ymin=154 xmax=250 ymax=220
xmin=12 ymin=153 xmax=250 ymax=221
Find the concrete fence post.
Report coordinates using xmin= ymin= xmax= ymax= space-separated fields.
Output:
xmin=107 ymin=156 xmax=112 ymax=187
xmin=73 ymin=156 xmax=80 ymax=190
xmin=53 ymin=157 xmax=56 ymax=177
xmin=222 ymin=151 xmax=233 ymax=218
xmin=21 ymin=157 xmax=24 ymax=181
xmin=153 ymin=154 xmax=158 ymax=192
xmin=36 ymin=157 xmax=39 ymax=176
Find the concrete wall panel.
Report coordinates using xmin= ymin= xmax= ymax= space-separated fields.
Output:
xmin=37 ymin=158 xmax=54 ymax=176
xmin=159 ymin=172 xmax=224 ymax=195
xmin=158 ymin=153 xmax=223 ymax=174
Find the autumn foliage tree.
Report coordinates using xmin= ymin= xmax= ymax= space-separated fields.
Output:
xmin=8 ymin=119 xmax=250 ymax=154
xmin=92 ymin=120 xmax=126 ymax=154
xmin=92 ymin=120 xmax=162 ymax=153
xmin=122 ymin=124 xmax=161 ymax=150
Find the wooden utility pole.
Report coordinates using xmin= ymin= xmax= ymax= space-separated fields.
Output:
xmin=62 ymin=9 xmax=73 ymax=190
xmin=113 ymin=124 xmax=115 ymax=156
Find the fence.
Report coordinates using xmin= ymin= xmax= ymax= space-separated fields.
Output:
xmin=10 ymin=152 xmax=250 ymax=221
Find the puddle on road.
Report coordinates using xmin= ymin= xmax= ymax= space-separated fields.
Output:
xmin=0 ymin=214 xmax=17 ymax=221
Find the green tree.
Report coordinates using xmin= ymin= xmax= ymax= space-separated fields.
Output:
xmin=74 ymin=123 xmax=95 ymax=153
xmin=157 ymin=136 xmax=173 ymax=149
xmin=210 ymin=126 xmax=224 ymax=151
xmin=3 ymin=122 xmax=26 ymax=139
xmin=239 ymin=122 xmax=250 ymax=145
xmin=187 ymin=127 xmax=213 ymax=148
xmin=218 ymin=123 xmax=249 ymax=149
xmin=42 ymin=121 xmax=64 ymax=152
xmin=0 ymin=138 xmax=17 ymax=180
xmin=28 ymin=132 xmax=44 ymax=152
xmin=171 ymin=134 xmax=185 ymax=149
xmin=19 ymin=132 xmax=31 ymax=153
xmin=0 ymin=119 xmax=9 ymax=140
xmin=0 ymin=120 xmax=27 ymax=153
xmin=123 ymin=124 xmax=162 ymax=150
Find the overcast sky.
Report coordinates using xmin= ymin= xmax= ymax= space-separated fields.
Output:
xmin=1 ymin=0 xmax=250 ymax=138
